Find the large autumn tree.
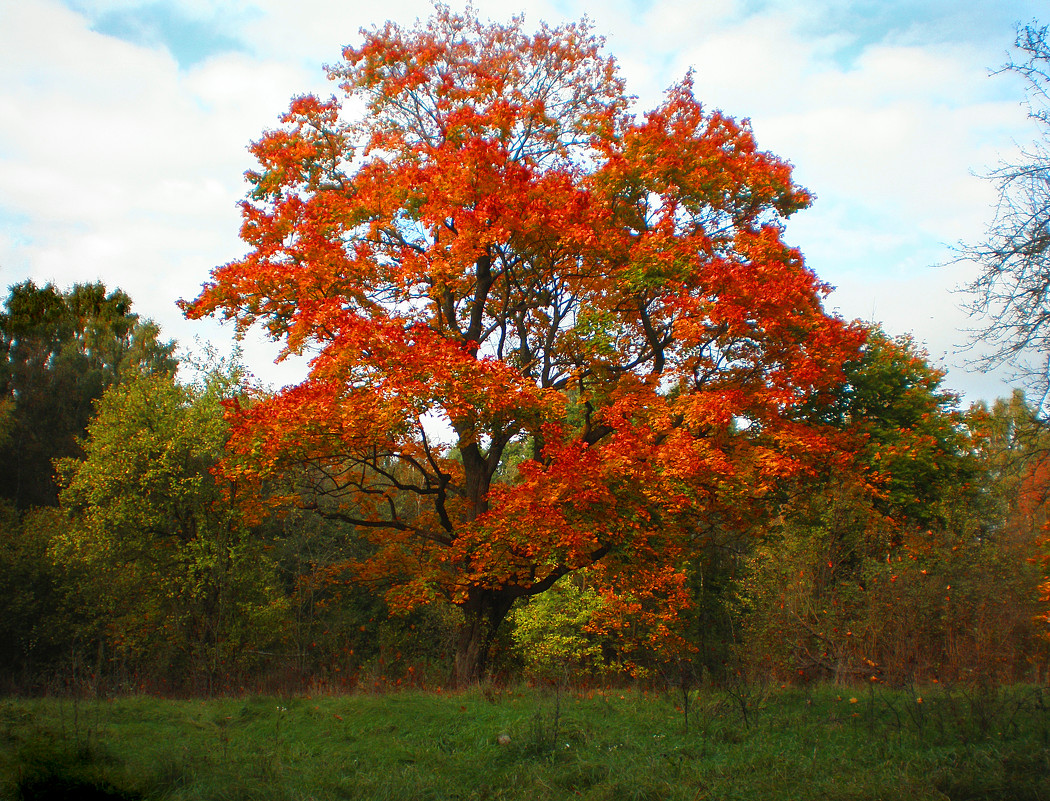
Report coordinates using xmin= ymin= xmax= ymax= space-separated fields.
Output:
xmin=185 ymin=8 xmax=861 ymax=684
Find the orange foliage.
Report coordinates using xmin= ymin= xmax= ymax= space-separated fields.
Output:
xmin=183 ymin=9 xmax=862 ymax=681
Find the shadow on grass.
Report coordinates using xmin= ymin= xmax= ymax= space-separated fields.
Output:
xmin=14 ymin=736 xmax=142 ymax=801
xmin=17 ymin=772 xmax=141 ymax=801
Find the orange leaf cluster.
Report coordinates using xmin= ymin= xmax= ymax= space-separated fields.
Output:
xmin=183 ymin=8 xmax=862 ymax=671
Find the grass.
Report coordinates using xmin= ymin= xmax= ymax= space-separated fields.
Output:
xmin=1 ymin=683 xmax=1048 ymax=800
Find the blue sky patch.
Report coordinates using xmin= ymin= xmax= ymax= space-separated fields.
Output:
xmin=66 ymin=1 xmax=248 ymax=68
xmin=766 ymin=0 xmax=1040 ymax=72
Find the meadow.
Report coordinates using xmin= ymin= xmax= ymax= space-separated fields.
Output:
xmin=2 ymin=683 xmax=1048 ymax=800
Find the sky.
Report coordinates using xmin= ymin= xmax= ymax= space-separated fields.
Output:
xmin=0 ymin=0 xmax=1045 ymax=405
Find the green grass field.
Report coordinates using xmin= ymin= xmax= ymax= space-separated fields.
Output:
xmin=2 ymin=684 xmax=1048 ymax=800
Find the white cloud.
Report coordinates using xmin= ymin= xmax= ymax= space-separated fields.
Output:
xmin=1 ymin=0 xmax=1044 ymax=401
xmin=622 ymin=2 xmax=1043 ymax=406
xmin=231 ymin=0 xmax=570 ymax=66
xmin=0 ymin=0 xmax=319 ymax=385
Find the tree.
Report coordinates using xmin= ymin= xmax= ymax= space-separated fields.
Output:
xmin=814 ymin=327 xmax=977 ymax=528
xmin=52 ymin=361 xmax=286 ymax=692
xmin=0 ymin=281 xmax=176 ymax=508
xmin=0 ymin=502 xmax=64 ymax=687
xmin=963 ymin=22 xmax=1050 ymax=408
xmin=742 ymin=332 xmax=1048 ymax=684
xmin=184 ymin=8 xmax=861 ymax=685
xmin=970 ymin=391 xmax=1050 ymax=662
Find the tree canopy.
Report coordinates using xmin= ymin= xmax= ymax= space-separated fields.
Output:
xmin=963 ymin=22 xmax=1050 ymax=408
xmin=185 ymin=7 xmax=862 ymax=684
xmin=0 ymin=280 xmax=176 ymax=508
xmin=52 ymin=363 xmax=283 ymax=690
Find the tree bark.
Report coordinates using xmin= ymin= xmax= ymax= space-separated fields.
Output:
xmin=450 ymin=588 xmax=515 ymax=687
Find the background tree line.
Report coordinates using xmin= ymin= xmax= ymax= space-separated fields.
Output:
xmin=0 ymin=280 xmax=1046 ymax=694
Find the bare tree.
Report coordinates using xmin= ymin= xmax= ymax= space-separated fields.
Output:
xmin=963 ymin=23 xmax=1050 ymax=410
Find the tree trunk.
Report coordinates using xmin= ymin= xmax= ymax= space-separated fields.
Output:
xmin=450 ymin=589 xmax=515 ymax=687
